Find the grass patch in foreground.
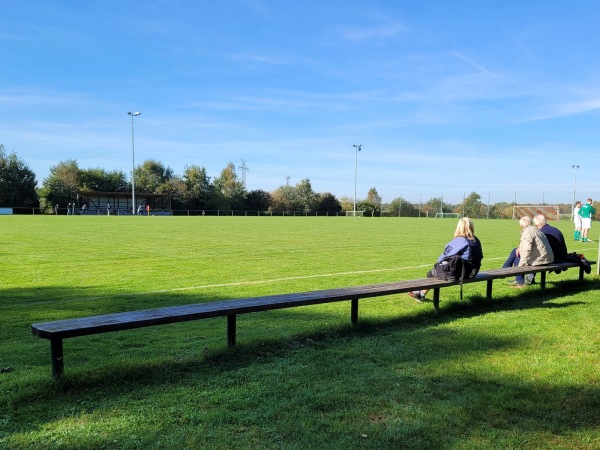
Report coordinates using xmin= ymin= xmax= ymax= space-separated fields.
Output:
xmin=1 ymin=216 xmax=599 ymax=449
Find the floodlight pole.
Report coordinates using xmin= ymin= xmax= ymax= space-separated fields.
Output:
xmin=128 ymin=112 xmax=141 ymax=216
xmin=572 ymin=164 xmax=579 ymax=220
xmin=353 ymin=144 xmax=361 ymax=216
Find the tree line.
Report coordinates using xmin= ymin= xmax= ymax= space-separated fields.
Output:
xmin=0 ymin=144 xmax=575 ymax=218
xmin=1 ymin=145 xmax=348 ymax=214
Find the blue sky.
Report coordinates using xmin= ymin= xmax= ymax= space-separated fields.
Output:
xmin=1 ymin=0 xmax=599 ymax=205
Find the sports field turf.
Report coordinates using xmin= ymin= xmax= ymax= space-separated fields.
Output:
xmin=1 ymin=216 xmax=599 ymax=449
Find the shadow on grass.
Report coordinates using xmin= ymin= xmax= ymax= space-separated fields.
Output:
xmin=3 ymin=278 xmax=599 ymax=448
xmin=430 ymin=278 xmax=595 ymax=314
xmin=10 ymin=278 xmax=600 ymax=386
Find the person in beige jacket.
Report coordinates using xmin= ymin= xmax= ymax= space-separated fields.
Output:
xmin=503 ymin=216 xmax=554 ymax=287
xmin=518 ymin=215 xmax=554 ymax=267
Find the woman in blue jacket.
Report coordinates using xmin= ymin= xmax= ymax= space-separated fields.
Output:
xmin=409 ymin=217 xmax=483 ymax=302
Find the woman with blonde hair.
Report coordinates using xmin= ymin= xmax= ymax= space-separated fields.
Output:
xmin=408 ymin=217 xmax=484 ymax=302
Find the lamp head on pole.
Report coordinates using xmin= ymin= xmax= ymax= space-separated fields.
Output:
xmin=353 ymin=144 xmax=361 ymax=151
xmin=128 ymin=111 xmax=141 ymax=117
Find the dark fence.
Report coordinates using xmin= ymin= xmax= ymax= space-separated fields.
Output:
xmin=171 ymin=210 xmax=344 ymax=217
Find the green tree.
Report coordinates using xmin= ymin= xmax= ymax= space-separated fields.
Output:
xmin=338 ymin=196 xmax=354 ymax=213
xmin=295 ymin=178 xmax=318 ymax=212
xmin=214 ymin=162 xmax=246 ymax=209
xmin=246 ymin=189 xmax=271 ymax=211
xmin=316 ymin=192 xmax=341 ymax=213
xmin=37 ymin=160 xmax=81 ymax=211
xmin=269 ymin=185 xmax=297 ymax=212
xmin=355 ymin=200 xmax=375 ymax=216
xmin=79 ymin=167 xmax=128 ymax=192
xmin=366 ymin=187 xmax=381 ymax=206
xmin=492 ymin=202 xmax=515 ymax=219
xmin=388 ymin=197 xmax=419 ymax=217
xmin=423 ymin=197 xmax=445 ymax=217
xmin=182 ymin=165 xmax=213 ymax=210
xmin=458 ymin=192 xmax=485 ymax=218
xmin=365 ymin=187 xmax=382 ymax=216
xmin=157 ymin=176 xmax=187 ymax=209
xmin=134 ymin=160 xmax=173 ymax=193
xmin=0 ymin=145 xmax=38 ymax=207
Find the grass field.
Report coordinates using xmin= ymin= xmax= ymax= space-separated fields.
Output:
xmin=1 ymin=216 xmax=599 ymax=449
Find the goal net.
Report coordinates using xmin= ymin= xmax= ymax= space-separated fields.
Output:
xmin=435 ymin=213 xmax=460 ymax=219
xmin=345 ymin=211 xmax=364 ymax=217
xmin=512 ymin=205 xmax=559 ymax=221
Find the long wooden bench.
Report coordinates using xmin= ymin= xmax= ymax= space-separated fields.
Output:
xmin=32 ymin=260 xmax=594 ymax=379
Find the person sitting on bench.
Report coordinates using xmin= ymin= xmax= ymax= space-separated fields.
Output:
xmin=408 ymin=217 xmax=483 ymax=302
xmin=504 ymin=216 xmax=554 ymax=287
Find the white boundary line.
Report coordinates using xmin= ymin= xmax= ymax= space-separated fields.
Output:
xmin=86 ymin=256 xmax=510 ymax=301
xmin=89 ymin=264 xmax=432 ymax=300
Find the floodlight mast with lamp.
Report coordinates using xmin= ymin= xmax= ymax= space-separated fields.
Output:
xmin=352 ymin=144 xmax=361 ymax=216
xmin=128 ymin=112 xmax=141 ymax=216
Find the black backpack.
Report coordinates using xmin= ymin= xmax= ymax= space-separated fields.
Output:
xmin=434 ymin=255 xmax=465 ymax=283
xmin=433 ymin=255 xmax=471 ymax=300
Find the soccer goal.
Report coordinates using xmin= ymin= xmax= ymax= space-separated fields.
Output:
xmin=512 ymin=205 xmax=559 ymax=221
xmin=435 ymin=213 xmax=460 ymax=219
xmin=345 ymin=210 xmax=364 ymax=217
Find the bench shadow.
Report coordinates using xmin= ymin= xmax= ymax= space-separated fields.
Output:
xmin=5 ymin=282 xmax=600 ymax=448
xmin=4 ymin=278 xmax=599 ymax=447
xmin=434 ymin=278 xmax=594 ymax=316
xmin=18 ymin=278 xmax=598 ymax=390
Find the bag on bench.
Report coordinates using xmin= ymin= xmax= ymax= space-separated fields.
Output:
xmin=430 ymin=255 xmax=467 ymax=299
xmin=433 ymin=255 xmax=464 ymax=282
xmin=563 ymin=252 xmax=592 ymax=274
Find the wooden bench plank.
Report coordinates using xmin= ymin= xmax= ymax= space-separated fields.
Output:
xmin=31 ymin=260 xmax=593 ymax=379
xmin=31 ymin=279 xmax=458 ymax=339
xmin=31 ymin=261 xmax=586 ymax=340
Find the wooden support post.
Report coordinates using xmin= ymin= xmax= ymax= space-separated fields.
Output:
xmin=227 ymin=314 xmax=236 ymax=347
xmin=50 ymin=337 xmax=64 ymax=380
xmin=540 ymin=271 xmax=546 ymax=289
xmin=351 ymin=299 xmax=358 ymax=325
xmin=433 ymin=288 xmax=440 ymax=311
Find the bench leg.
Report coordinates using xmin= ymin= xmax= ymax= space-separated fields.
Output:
xmin=486 ymin=280 xmax=493 ymax=299
xmin=540 ymin=271 xmax=546 ymax=289
xmin=227 ymin=314 xmax=236 ymax=347
xmin=433 ymin=289 xmax=440 ymax=311
xmin=351 ymin=299 xmax=358 ymax=325
xmin=579 ymin=266 xmax=584 ymax=282
xmin=50 ymin=337 xmax=64 ymax=380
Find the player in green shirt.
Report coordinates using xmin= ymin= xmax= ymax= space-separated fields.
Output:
xmin=578 ymin=198 xmax=596 ymax=243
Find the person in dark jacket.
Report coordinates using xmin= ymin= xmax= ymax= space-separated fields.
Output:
xmin=521 ymin=214 xmax=569 ymax=284
xmin=408 ymin=217 xmax=483 ymax=302
xmin=534 ymin=214 xmax=567 ymax=261
xmin=504 ymin=216 xmax=554 ymax=287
